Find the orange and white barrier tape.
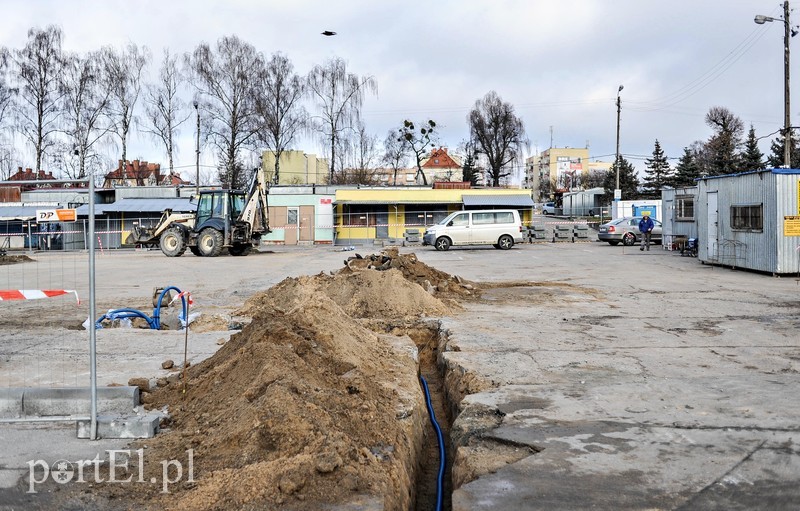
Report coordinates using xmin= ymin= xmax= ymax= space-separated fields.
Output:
xmin=0 ymin=289 xmax=80 ymax=304
xmin=169 ymin=290 xmax=193 ymax=307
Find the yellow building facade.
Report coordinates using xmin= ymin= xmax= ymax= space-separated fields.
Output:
xmin=261 ymin=150 xmax=329 ymax=185
xmin=334 ymin=188 xmax=534 ymax=244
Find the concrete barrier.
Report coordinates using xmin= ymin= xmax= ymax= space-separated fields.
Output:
xmin=0 ymin=386 xmax=139 ymax=418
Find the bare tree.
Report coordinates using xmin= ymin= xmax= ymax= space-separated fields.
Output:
xmin=702 ymin=106 xmax=743 ymax=176
xmin=468 ymin=91 xmax=528 ymax=186
xmin=185 ymin=35 xmax=263 ymax=188
xmin=0 ymin=47 xmax=15 ymax=129
xmin=397 ymin=119 xmax=437 ymax=185
xmin=12 ymin=25 xmax=65 ymax=173
xmin=255 ymin=52 xmax=307 ymax=184
xmin=142 ymin=49 xmax=189 ymax=174
xmin=307 ymin=57 xmax=377 ymax=184
xmin=60 ymin=50 xmax=112 ymax=179
xmin=340 ymin=123 xmax=380 ymax=185
xmin=382 ymin=129 xmax=409 ymax=186
xmin=103 ymin=42 xmax=150 ymax=170
xmin=0 ymin=146 xmax=18 ymax=180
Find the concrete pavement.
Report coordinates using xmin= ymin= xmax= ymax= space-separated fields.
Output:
xmin=413 ymin=241 xmax=800 ymax=510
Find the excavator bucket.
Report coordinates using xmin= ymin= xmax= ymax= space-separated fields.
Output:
xmin=126 ymin=225 xmax=156 ymax=245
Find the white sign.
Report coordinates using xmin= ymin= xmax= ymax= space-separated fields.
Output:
xmin=614 ymin=189 xmax=621 ymax=201
xmin=36 ymin=209 xmax=77 ymax=223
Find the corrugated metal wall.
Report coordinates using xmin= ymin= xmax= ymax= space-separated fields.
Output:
xmin=662 ymin=187 xmax=698 ymax=240
xmin=698 ymin=171 xmax=790 ymax=273
xmin=776 ymin=174 xmax=800 ymax=273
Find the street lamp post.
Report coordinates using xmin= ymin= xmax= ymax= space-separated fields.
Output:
xmin=755 ymin=1 xmax=794 ymax=168
xmin=614 ymin=85 xmax=623 ymax=200
xmin=193 ymin=101 xmax=200 ymax=195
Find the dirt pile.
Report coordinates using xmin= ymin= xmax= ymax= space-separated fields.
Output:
xmin=94 ymin=249 xmax=467 ymax=510
xmin=0 ymin=254 xmax=34 ymax=265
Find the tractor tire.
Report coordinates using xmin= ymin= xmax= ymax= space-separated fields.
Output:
xmin=197 ymin=228 xmax=224 ymax=257
xmin=160 ymin=227 xmax=186 ymax=257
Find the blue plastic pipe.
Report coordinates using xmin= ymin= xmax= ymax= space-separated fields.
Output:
xmin=420 ymin=375 xmax=445 ymax=511
xmin=95 ymin=285 xmax=187 ymax=330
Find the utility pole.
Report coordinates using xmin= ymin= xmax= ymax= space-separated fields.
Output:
xmin=615 ymin=85 xmax=623 ymax=199
xmin=194 ymin=101 xmax=200 ymax=195
xmin=783 ymin=0 xmax=791 ymax=168
xmin=755 ymin=1 xmax=794 ymax=168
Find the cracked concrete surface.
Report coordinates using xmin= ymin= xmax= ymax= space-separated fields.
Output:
xmin=413 ymin=242 xmax=800 ymax=510
xmin=1 ymin=242 xmax=799 ymax=509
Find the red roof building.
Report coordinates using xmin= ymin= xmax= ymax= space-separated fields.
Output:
xmin=103 ymin=160 xmax=165 ymax=188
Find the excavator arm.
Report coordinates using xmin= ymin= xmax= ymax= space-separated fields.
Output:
xmin=239 ymin=165 xmax=271 ymax=236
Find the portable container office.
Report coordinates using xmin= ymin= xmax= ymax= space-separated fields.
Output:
xmin=695 ymin=169 xmax=800 ymax=274
xmin=661 ymin=186 xmax=699 ymax=247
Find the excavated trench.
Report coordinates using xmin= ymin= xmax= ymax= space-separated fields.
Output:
xmin=404 ymin=321 xmax=454 ymax=511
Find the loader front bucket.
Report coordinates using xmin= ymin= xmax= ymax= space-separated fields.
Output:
xmin=126 ymin=225 xmax=156 ymax=245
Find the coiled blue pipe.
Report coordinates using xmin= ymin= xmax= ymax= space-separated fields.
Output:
xmin=420 ymin=375 xmax=445 ymax=511
xmin=95 ymin=285 xmax=187 ymax=330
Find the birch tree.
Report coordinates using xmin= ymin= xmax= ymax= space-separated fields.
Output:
xmin=307 ymin=57 xmax=376 ymax=184
xmin=12 ymin=25 xmax=65 ymax=173
xmin=185 ymin=35 xmax=263 ymax=188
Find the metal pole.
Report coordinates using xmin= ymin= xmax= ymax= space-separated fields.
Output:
xmin=784 ymin=0 xmax=792 ymax=168
xmin=195 ymin=102 xmax=200 ymax=195
xmin=615 ymin=86 xmax=622 ymax=194
xmin=88 ymin=166 xmax=98 ymax=440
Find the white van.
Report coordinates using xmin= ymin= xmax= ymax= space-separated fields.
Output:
xmin=422 ymin=209 xmax=523 ymax=251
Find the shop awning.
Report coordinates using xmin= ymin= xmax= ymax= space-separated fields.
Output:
xmin=462 ymin=194 xmax=534 ymax=207
xmin=75 ymin=198 xmax=193 ymax=215
xmin=0 ymin=206 xmax=39 ymax=221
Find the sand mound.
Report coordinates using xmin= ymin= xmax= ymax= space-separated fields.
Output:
xmin=93 ymin=249 xmax=469 ymax=510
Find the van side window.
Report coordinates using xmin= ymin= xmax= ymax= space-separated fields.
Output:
xmin=451 ymin=213 xmax=469 ymax=226
xmin=472 ymin=213 xmax=494 ymax=224
xmin=495 ymin=212 xmax=513 ymax=223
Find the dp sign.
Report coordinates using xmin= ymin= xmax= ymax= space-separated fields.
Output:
xmin=36 ymin=209 xmax=77 ymax=223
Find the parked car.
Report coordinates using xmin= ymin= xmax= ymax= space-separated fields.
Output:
xmin=598 ymin=216 xmax=662 ymax=246
xmin=542 ymin=202 xmax=556 ymax=215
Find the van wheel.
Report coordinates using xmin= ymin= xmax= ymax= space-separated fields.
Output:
xmin=434 ymin=237 xmax=451 ymax=251
xmin=497 ymin=235 xmax=514 ymax=250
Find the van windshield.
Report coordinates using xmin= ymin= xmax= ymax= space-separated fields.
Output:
xmin=437 ymin=213 xmax=458 ymax=225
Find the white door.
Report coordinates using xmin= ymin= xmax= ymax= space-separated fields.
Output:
xmin=706 ymin=192 xmax=718 ymax=259
xmin=447 ymin=212 xmax=472 ymax=245
xmin=287 ymin=207 xmax=299 ymax=245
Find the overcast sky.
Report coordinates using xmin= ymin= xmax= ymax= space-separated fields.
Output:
xmin=0 ymin=0 xmax=795 ymax=182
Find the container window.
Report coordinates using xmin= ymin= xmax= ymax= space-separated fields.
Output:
xmin=730 ymin=204 xmax=763 ymax=231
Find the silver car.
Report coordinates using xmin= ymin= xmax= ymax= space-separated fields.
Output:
xmin=598 ymin=216 xmax=662 ymax=246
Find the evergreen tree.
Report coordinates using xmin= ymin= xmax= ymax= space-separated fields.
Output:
xmin=766 ymin=129 xmax=800 ymax=168
xmin=601 ymin=156 xmax=639 ymax=203
xmin=673 ymin=147 xmax=701 ymax=187
xmin=739 ymin=124 xmax=765 ymax=172
xmin=641 ymin=139 xmax=672 ymax=198
xmin=460 ymin=140 xmax=480 ymax=185
xmin=739 ymin=125 xmax=765 ymax=171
